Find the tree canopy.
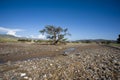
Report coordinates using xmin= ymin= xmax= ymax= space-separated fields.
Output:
xmin=117 ymin=34 xmax=120 ymax=44
xmin=40 ymin=25 xmax=70 ymax=45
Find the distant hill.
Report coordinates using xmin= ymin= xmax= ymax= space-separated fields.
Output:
xmin=0 ymin=34 xmax=43 ymax=42
xmin=0 ymin=34 xmax=18 ymax=39
xmin=0 ymin=34 xmax=18 ymax=42
xmin=73 ymin=39 xmax=116 ymax=43
xmin=77 ymin=39 xmax=115 ymax=41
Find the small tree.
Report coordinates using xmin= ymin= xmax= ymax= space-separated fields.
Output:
xmin=40 ymin=25 xmax=70 ymax=45
xmin=117 ymin=34 xmax=120 ymax=44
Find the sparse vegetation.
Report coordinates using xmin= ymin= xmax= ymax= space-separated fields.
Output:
xmin=109 ymin=43 xmax=120 ymax=47
xmin=74 ymin=39 xmax=114 ymax=45
xmin=40 ymin=25 xmax=70 ymax=45
xmin=18 ymin=39 xmax=32 ymax=42
xmin=117 ymin=34 xmax=120 ymax=44
xmin=0 ymin=38 xmax=17 ymax=42
xmin=0 ymin=34 xmax=18 ymax=42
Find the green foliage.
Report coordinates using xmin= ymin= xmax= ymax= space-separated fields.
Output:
xmin=40 ymin=25 xmax=70 ymax=45
xmin=117 ymin=34 xmax=120 ymax=44
xmin=80 ymin=40 xmax=92 ymax=43
xmin=18 ymin=39 xmax=32 ymax=42
xmin=34 ymin=40 xmax=52 ymax=44
xmin=109 ymin=43 xmax=120 ymax=47
xmin=101 ymin=40 xmax=111 ymax=44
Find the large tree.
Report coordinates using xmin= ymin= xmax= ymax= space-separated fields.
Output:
xmin=40 ymin=25 xmax=70 ymax=45
xmin=117 ymin=34 xmax=120 ymax=44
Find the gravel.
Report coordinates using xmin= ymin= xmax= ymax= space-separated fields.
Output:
xmin=0 ymin=44 xmax=120 ymax=80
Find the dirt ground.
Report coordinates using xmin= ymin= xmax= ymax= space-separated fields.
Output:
xmin=0 ymin=43 xmax=120 ymax=80
xmin=0 ymin=42 xmax=81 ymax=63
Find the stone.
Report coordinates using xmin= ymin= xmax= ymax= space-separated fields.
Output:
xmin=50 ymin=63 xmax=53 ymax=66
xmin=29 ymin=78 xmax=32 ymax=80
xmin=43 ymin=74 xmax=47 ymax=78
xmin=75 ymin=53 xmax=80 ymax=56
xmin=62 ymin=47 xmax=75 ymax=56
xmin=11 ymin=77 xmax=18 ymax=80
xmin=24 ymin=76 xmax=29 ymax=79
xmin=0 ymin=78 xmax=3 ymax=80
xmin=7 ymin=61 xmax=11 ymax=65
xmin=20 ymin=73 xmax=26 ymax=77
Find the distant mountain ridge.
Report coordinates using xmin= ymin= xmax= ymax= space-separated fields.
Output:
xmin=76 ymin=39 xmax=115 ymax=41
xmin=0 ymin=34 xmax=19 ymax=42
xmin=0 ymin=34 xmax=18 ymax=39
xmin=73 ymin=39 xmax=116 ymax=43
xmin=0 ymin=34 xmax=42 ymax=40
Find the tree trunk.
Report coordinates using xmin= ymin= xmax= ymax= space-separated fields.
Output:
xmin=52 ymin=32 xmax=57 ymax=45
xmin=53 ymin=39 xmax=59 ymax=45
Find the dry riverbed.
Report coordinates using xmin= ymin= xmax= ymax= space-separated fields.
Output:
xmin=0 ymin=43 xmax=120 ymax=80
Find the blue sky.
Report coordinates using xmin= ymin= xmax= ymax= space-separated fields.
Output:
xmin=0 ymin=0 xmax=120 ymax=40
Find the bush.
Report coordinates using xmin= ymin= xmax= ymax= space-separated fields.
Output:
xmin=117 ymin=34 xmax=120 ymax=44
xmin=18 ymin=39 xmax=32 ymax=42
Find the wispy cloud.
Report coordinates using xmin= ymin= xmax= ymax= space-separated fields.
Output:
xmin=0 ymin=27 xmax=23 ymax=37
xmin=30 ymin=34 xmax=46 ymax=39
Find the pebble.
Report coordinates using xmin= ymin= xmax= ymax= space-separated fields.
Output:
xmin=50 ymin=63 xmax=53 ymax=66
xmin=20 ymin=73 xmax=26 ymax=77
xmin=1 ymin=45 xmax=120 ymax=80
xmin=11 ymin=77 xmax=18 ymax=80
xmin=0 ymin=78 xmax=3 ymax=80
xmin=29 ymin=78 xmax=32 ymax=80
xmin=24 ymin=76 xmax=28 ymax=79
xmin=75 ymin=53 xmax=80 ymax=56
xmin=43 ymin=74 xmax=47 ymax=78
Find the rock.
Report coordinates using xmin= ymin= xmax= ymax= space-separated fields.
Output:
xmin=114 ymin=63 xmax=119 ymax=66
xmin=20 ymin=73 xmax=26 ymax=77
xmin=11 ymin=77 xmax=18 ymax=80
xmin=56 ymin=49 xmax=59 ymax=51
xmin=113 ymin=60 xmax=117 ymax=63
xmin=32 ymin=65 xmax=37 ymax=69
xmin=7 ymin=61 xmax=11 ymax=65
xmin=62 ymin=53 xmax=68 ymax=56
xmin=62 ymin=47 xmax=75 ymax=56
xmin=69 ymin=54 xmax=75 ymax=59
xmin=59 ymin=47 xmax=62 ymax=49
xmin=24 ymin=76 xmax=28 ymax=79
xmin=48 ymin=73 xmax=53 ymax=78
xmin=75 ymin=53 xmax=80 ymax=56
xmin=0 ymin=78 xmax=3 ymax=80
xmin=29 ymin=78 xmax=32 ymax=80
xmin=50 ymin=63 xmax=53 ymax=66
xmin=1 ymin=45 xmax=120 ymax=80
xmin=43 ymin=74 xmax=47 ymax=78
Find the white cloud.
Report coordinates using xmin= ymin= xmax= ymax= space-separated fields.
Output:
xmin=38 ymin=34 xmax=46 ymax=39
xmin=29 ymin=34 xmax=46 ymax=39
xmin=0 ymin=27 xmax=22 ymax=37
xmin=0 ymin=27 xmax=46 ymax=39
